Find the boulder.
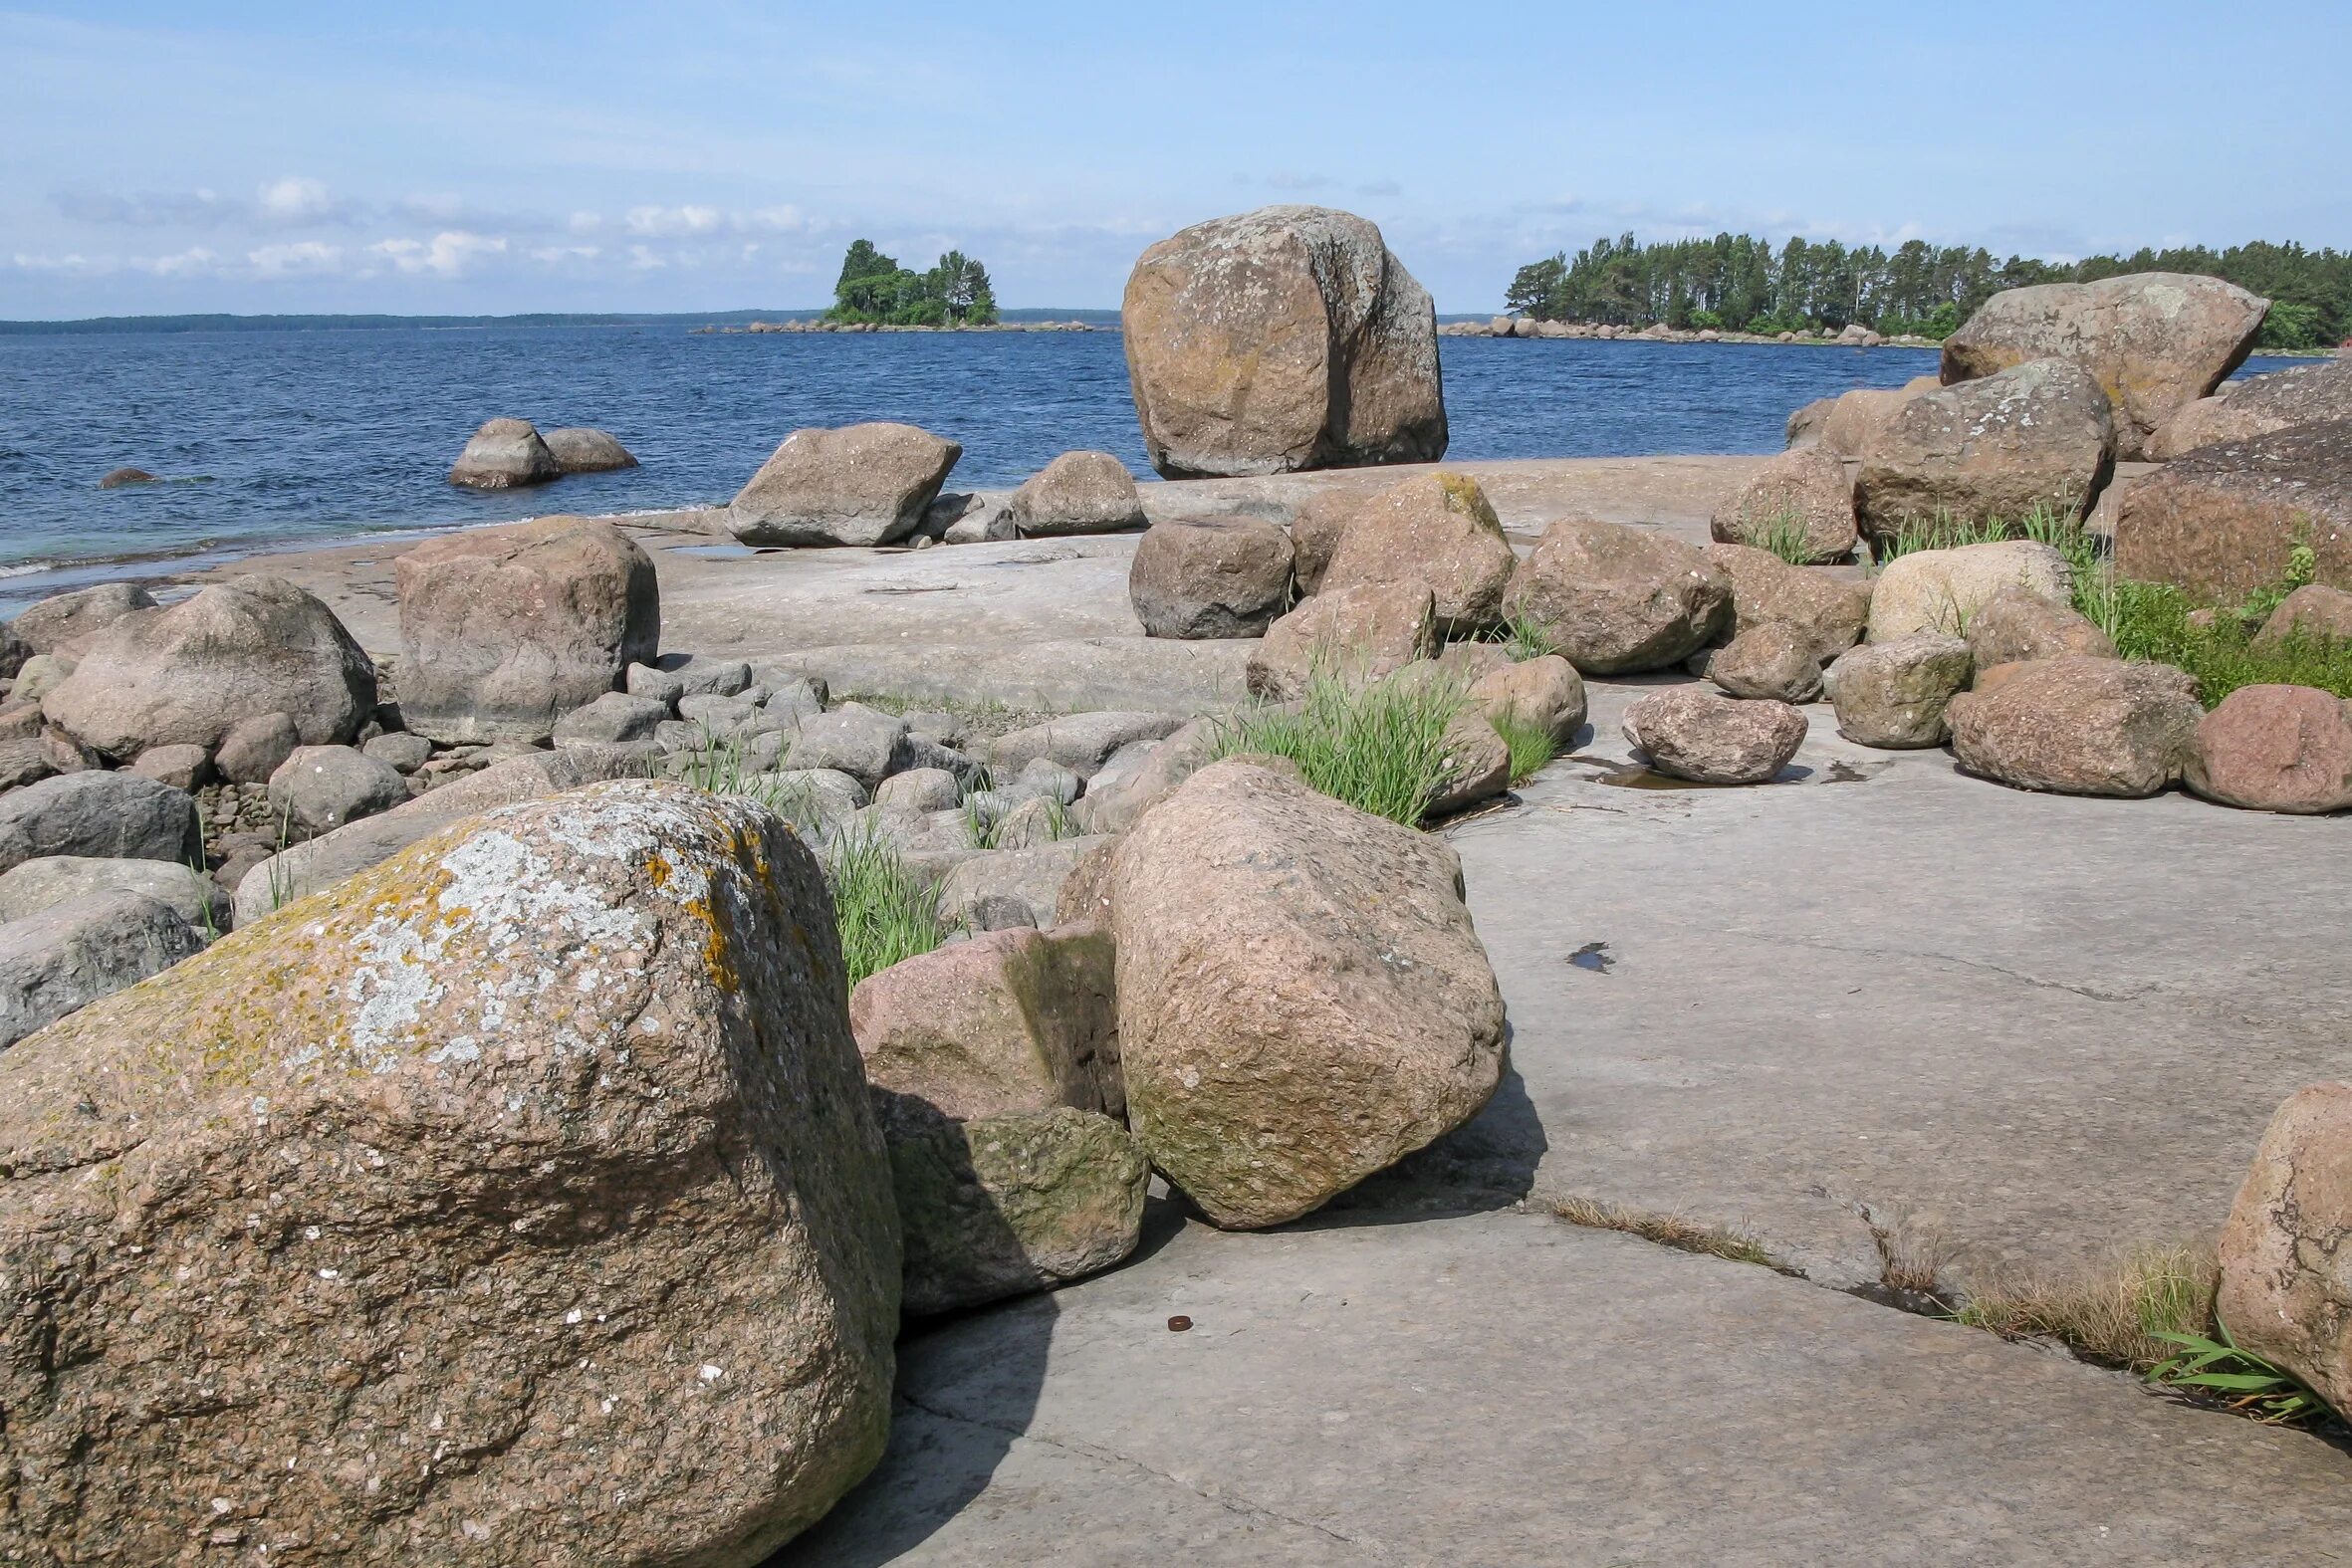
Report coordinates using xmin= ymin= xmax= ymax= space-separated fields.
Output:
xmin=0 ymin=890 xmax=203 ymax=1048
xmin=267 ymin=744 xmax=410 ymax=836
xmin=1825 ymin=632 xmax=1976 ymax=748
xmin=0 ymin=771 xmax=200 ymax=875
xmin=1965 ymin=583 xmax=2116 ymax=667
xmin=1942 ymin=273 xmax=2269 ymax=460
xmin=1107 ymin=760 xmax=1504 ymax=1228
xmin=1622 ymin=687 xmax=1807 ymax=784
xmin=552 ymin=689 xmax=672 ymax=746
xmin=213 ymin=710 xmax=303 ymax=785
xmin=1709 ymin=623 xmax=1824 ymax=703
xmin=0 ymin=783 xmax=899 ymax=1562
xmin=1122 ymin=205 xmax=1447 ymax=478
xmin=1853 ymin=358 xmax=2114 ymax=538
xmin=540 ymin=425 xmax=638 ymax=473
xmin=363 ymin=731 xmax=434 ymax=773
xmin=1288 ymin=489 xmax=1359 ymax=594
xmin=0 ymin=740 xmax=56 ymax=793
xmin=1468 ymin=654 xmax=1586 ymax=745
xmin=38 ymin=576 xmax=373 ymax=762
xmin=927 ymin=490 xmax=1017 ymax=545
xmin=874 ymin=767 xmax=961 ymax=812
xmin=395 ymin=515 xmax=660 ymax=745
xmin=2218 ymin=1083 xmax=2352 ymax=1419
xmin=447 ymin=415 xmax=561 ymax=488
xmin=1009 ymin=451 xmax=1146 ymax=536
xmin=1700 ymin=544 xmax=1871 ymax=665
xmin=96 ymin=467 xmax=155 ymax=489
xmin=0 ymin=853 xmax=224 ymax=932
xmin=9 ymin=655 xmax=72 ymax=705
xmin=785 ymin=709 xmax=912 ymax=790
xmin=1068 ymin=718 xmax=1220 ymax=835
xmin=1817 ymin=376 xmax=1941 ymax=457
xmin=2147 ymin=356 xmax=2352 ymax=460
xmin=850 ymin=923 xmax=1120 ymax=1120
xmin=1946 ymin=656 xmax=2201 ymax=796
xmin=937 ymin=837 xmax=1115 ymax=933
xmin=1785 ymin=395 xmax=1836 ymax=448
xmin=1246 ymin=580 xmax=1438 ymax=700
xmin=2253 ymin=583 xmax=2352 ymax=650
xmin=1429 ymin=711 xmax=1513 ymax=815
xmin=2183 ymin=685 xmax=2352 ymax=814
xmin=1502 ymin=517 xmax=1731 ymax=674
xmin=1320 ymin=472 xmax=1518 ymax=635
xmin=2113 ymin=420 xmax=2352 ymax=602
xmin=9 ymin=582 xmax=156 ymax=658
xmin=728 ymin=422 xmax=962 ymax=547
xmin=986 ymin=712 xmax=1190 ymax=780
xmin=1708 ymin=447 xmax=1859 ymax=563
xmin=1128 ymin=518 xmax=1294 ymax=638
xmin=877 ymin=1099 xmax=1146 ymax=1316
xmin=1865 ymin=540 xmax=2073 ymax=643
xmin=126 ymin=742 xmax=210 ymax=790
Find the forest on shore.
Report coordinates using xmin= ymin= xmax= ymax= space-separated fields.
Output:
xmin=1505 ymin=235 xmax=2350 ymax=348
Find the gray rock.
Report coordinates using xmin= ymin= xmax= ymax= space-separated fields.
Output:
xmin=10 ymin=582 xmax=156 ymax=658
xmin=214 ymin=711 xmax=303 ymax=785
xmin=678 ymin=692 xmax=759 ymax=736
xmin=937 ymin=838 xmax=1115 ymax=932
xmin=10 ymin=656 xmax=73 ymax=705
xmin=728 ymin=422 xmax=962 ymax=548
xmin=1622 ymin=687 xmax=1807 ymax=784
xmin=986 ymin=712 xmax=1188 ymax=779
xmin=540 ymin=425 xmax=637 ymax=473
xmin=625 ymin=662 xmax=687 ymax=707
xmin=0 ymin=855 xmax=225 ymax=934
xmin=552 ymin=692 xmax=673 ymax=748
xmin=653 ymin=719 xmax=705 ymax=755
xmin=1010 ymin=452 xmax=1147 ymax=537
xmin=0 ymin=739 xmax=57 ymax=793
xmin=1825 ymin=632 xmax=1975 ymax=749
xmin=1069 ymin=719 xmax=1221 ymax=835
xmin=361 ymin=731 xmax=434 ymax=774
xmin=267 ymin=745 xmax=410 ymax=836
xmin=657 ymin=654 xmax=754 ymax=697
xmin=0 ymin=890 xmax=204 ymax=1047
xmin=932 ymin=492 xmax=1018 ymax=545
xmin=447 ymin=416 xmax=560 ymax=488
xmin=1708 ymin=624 xmax=1824 ymax=704
xmin=875 ymin=768 xmax=961 ymax=812
xmin=993 ymin=795 xmax=1073 ymax=850
xmin=785 ymin=709 xmax=911 ymax=790
xmin=1128 ymin=518 xmax=1295 ymax=638
xmin=0 ymin=772 xmax=200 ymax=874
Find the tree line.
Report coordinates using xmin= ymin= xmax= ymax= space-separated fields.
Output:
xmin=1504 ymin=234 xmax=2350 ymax=348
xmin=828 ymin=240 xmax=999 ymax=327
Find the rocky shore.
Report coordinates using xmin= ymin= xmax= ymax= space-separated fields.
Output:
xmin=1448 ymin=314 xmax=1939 ymax=346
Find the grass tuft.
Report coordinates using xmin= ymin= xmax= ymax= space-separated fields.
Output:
xmin=1210 ymin=669 xmax=1470 ymax=825
xmin=1734 ymin=506 xmax=1825 ymax=565
xmin=2147 ymin=1320 xmax=2332 ymax=1425
xmin=823 ymin=824 xmax=953 ymax=986
xmin=1951 ymin=1242 xmax=2218 ymax=1372
xmin=1478 ymin=609 xmax=1563 ymax=663
xmin=1551 ymin=1196 xmax=1785 ymax=1270
xmin=674 ymin=728 xmax=829 ymax=831
xmin=1489 ymin=705 xmax=1559 ymax=785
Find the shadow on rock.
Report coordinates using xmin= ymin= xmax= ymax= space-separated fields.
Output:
xmin=1301 ymin=1034 xmax=1549 ymax=1226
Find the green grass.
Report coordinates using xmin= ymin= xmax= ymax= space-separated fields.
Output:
xmin=1490 ymin=706 xmax=1559 ymax=785
xmin=674 ymin=728 xmax=830 ymax=831
xmin=2149 ymin=1321 xmax=2331 ymax=1425
xmin=1732 ymin=506 xmax=1826 ymax=566
xmin=1210 ymin=669 xmax=1471 ymax=825
xmin=1477 ymin=609 xmax=1563 ymax=662
xmin=1953 ymin=1242 xmax=2218 ymax=1372
xmin=823 ymin=824 xmax=953 ymax=985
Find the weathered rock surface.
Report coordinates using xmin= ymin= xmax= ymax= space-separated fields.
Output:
xmin=551 ymin=689 xmax=671 ymax=747
xmin=1865 ymin=540 xmax=2073 ymax=643
xmin=447 ymin=415 xmax=561 ymax=489
xmin=540 ymin=425 xmax=638 ymax=473
xmin=267 ymin=744 xmax=410 ymax=836
xmin=1288 ymin=489 xmax=1359 ymax=594
xmin=1708 ymin=447 xmax=1858 ymax=562
xmin=2148 ymin=357 xmax=2352 ymax=459
xmin=937 ymin=838 xmax=1114 ymax=933
xmin=0 ymin=890 xmax=204 ymax=1048
xmin=1785 ymin=394 xmax=1836 ymax=448
xmin=1246 ymin=581 xmax=1437 ymax=700
xmin=0 ymin=854 xmax=224 ymax=933
xmin=2220 ymin=1083 xmax=2352 ymax=1418
xmin=1816 ymin=375 xmax=1942 ymax=457
xmin=1010 ymin=451 xmax=1146 ymax=537
xmin=1825 ymin=632 xmax=1974 ymax=749
xmin=1965 ymin=583 xmax=2117 ymax=666
xmin=213 ymin=710 xmax=303 ymax=785
xmin=782 ymin=709 xmax=909 ymax=790
xmin=1429 ymin=711 xmax=1514 ymax=816
xmin=0 ymin=783 xmax=899 ymax=1563
xmin=1947 ymin=656 xmax=2201 ymax=796
xmin=1320 ymin=472 xmax=1518 ymax=635
xmin=1068 ymin=719 xmax=1219 ymax=835
xmin=2113 ymin=421 xmax=2352 ymax=602
xmin=1123 ymin=205 xmax=1446 ymax=478
xmin=2253 ymin=582 xmax=2352 ymax=650
xmin=1128 ymin=518 xmax=1294 ymax=638
xmin=9 ymin=582 xmax=156 ymax=658
xmin=0 ymin=771 xmax=200 ymax=875
xmin=1943 ymin=273 xmax=2269 ymax=459
xmin=1107 ymin=760 xmax=1505 ymax=1228
xmin=729 ymin=422 xmax=962 ymax=547
xmin=1700 ymin=544 xmax=1871 ymax=665
xmin=1468 ymin=654 xmax=1586 ymax=744
xmin=395 ymin=515 xmax=659 ymax=744
xmin=2183 ymin=685 xmax=2352 ymax=814
xmin=127 ymin=742 xmax=209 ymax=790
xmin=40 ymin=575 xmax=375 ymax=761
xmin=1854 ymin=358 xmax=2115 ymax=536
xmin=1708 ymin=623 xmax=1824 ymax=703
xmin=1622 ymin=686 xmax=1806 ymax=784
xmin=1504 ymin=517 xmax=1730 ymax=674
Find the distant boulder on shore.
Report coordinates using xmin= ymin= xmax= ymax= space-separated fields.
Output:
xmin=448 ymin=416 xmax=561 ymax=489
xmin=542 ymin=425 xmax=639 ymax=473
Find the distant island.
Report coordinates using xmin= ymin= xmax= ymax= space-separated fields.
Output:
xmin=824 ymin=241 xmax=1000 ymax=328
xmin=1506 ymin=234 xmax=2351 ymax=350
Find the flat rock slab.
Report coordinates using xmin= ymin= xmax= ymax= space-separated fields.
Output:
xmin=781 ymin=1211 xmax=2352 ymax=1565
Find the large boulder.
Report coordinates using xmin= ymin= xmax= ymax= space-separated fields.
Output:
xmin=1106 ymin=759 xmax=1505 ymax=1228
xmin=39 ymin=575 xmax=375 ymax=761
xmin=1708 ymin=447 xmax=1858 ymax=563
xmin=2148 ymin=357 xmax=2352 ymax=459
xmin=1817 ymin=375 xmax=1942 ymax=457
xmin=1502 ymin=518 xmax=1731 ymax=674
xmin=447 ymin=416 xmax=561 ymax=488
xmin=9 ymin=582 xmax=156 ymax=658
xmin=2112 ymin=420 xmax=2352 ymax=603
xmin=2183 ymin=684 xmax=2352 ymax=814
xmin=1964 ymin=583 xmax=2116 ymax=666
xmin=1122 ymin=205 xmax=1447 ymax=478
xmin=1854 ymin=358 xmax=2115 ymax=538
xmin=1319 ymin=472 xmax=1518 ymax=635
xmin=0 ymin=783 xmax=900 ymax=1562
xmin=1128 ymin=518 xmax=1295 ymax=638
xmin=0 ymin=854 xmax=224 ymax=932
xmin=0 ymin=890 xmax=204 ymax=1048
xmin=541 ymin=424 xmax=638 ymax=472
xmin=0 ymin=771 xmax=200 ymax=875
xmin=1009 ymin=451 xmax=1146 ymax=536
xmin=2218 ymin=1083 xmax=2352 ymax=1419
xmin=1865 ymin=540 xmax=2073 ymax=643
xmin=1825 ymin=632 xmax=1975 ymax=749
xmin=1622 ymin=687 xmax=1806 ymax=784
xmin=1942 ymin=273 xmax=2270 ymax=460
xmin=1245 ymin=580 xmax=1437 ymax=700
xmin=395 ymin=515 xmax=660 ymax=745
xmin=727 ymin=422 xmax=962 ymax=547
xmin=1700 ymin=544 xmax=1871 ymax=666
xmin=1946 ymin=656 xmax=2202 ymax=796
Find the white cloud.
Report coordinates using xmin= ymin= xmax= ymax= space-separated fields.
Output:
xmin=141 ymin=246 xmax=220 ymax=277
xmin=368 ymin=230 xmax=506 ymax=277
xmin=248 ymin=240 xmax=344 ymax=276
xmin=624 ymin=204 xmax=722 ymax=237
xmin=256 ymin=176 xmax=334 ymax=222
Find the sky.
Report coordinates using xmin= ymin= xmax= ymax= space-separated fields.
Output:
xmin=5 ymin=1 xmax=2348 ymax=320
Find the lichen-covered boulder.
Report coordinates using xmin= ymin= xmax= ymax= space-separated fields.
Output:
xmin=1246 ymin=579 xmax=1437 ymax=700
xmin=1709 ymin=447 xmax=1858 ymax=563
xmin=395 ymin=515 xmax=659 ymax=745
xmin=1009 ymin=451 xmax=1146 ymax=537
xmin=2113 ymin=421 xmax=2352 ymax=603
xmin=1503 ymin=517 xmax=1731 ymax=674
xmin=1854 ymin=358 xmax=2115 ymax=537
xmin=1319 ymin=472 xmax=1518 ymax=636
xmin=40 ymin=575 xmax=375 ymax=761
xmin=0 ymin=782 xmax=899 ymax=1564
xmin=1123 ymin=206 xmax=1447 ymax=478
xmin=1946 ymin=656 xmax=2202 ymax=796
xmin=2219 ymin=1083 xmax=2352 ymax=1418
xmin=1942 ymin=273 xmax=2269 ymax=460
xmin=2184 ymin=684 xmax=2352 ymax=814
xmin=1107 ymin=759 xmax=1505 ymax=1228
xmin=728 ymin=422 xmax=962 ymax=547
xmin=1128 ymin=517 xmax=1294 ymax=638
xmin=1825 ymin=632 xmax=1974 ymax=749
xmin=2147 ymin=356 xmax=2352 ymax=459
xmin=1622 ymin=686 xmax=1807 ymax=784
xmin=1866 ymin=540 xmax=2073 ymax=643
xmin=447 ymin=416 xmax=560 ymax=489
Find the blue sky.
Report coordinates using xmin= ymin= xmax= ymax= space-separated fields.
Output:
xmin=5 ymin=1 xmax=2347 ymax=319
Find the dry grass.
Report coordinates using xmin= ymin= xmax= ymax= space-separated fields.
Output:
xmin=1551 ymin=1196 xmax=1785 ymax=1271
xmin=1952 ymin=1241 xmax=2220 ymax=1372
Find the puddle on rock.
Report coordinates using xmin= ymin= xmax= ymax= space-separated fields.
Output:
xmin=1567 ymin=941 xmax=1615 ymax=974
xmin=1593 ymin=768 xmax=1727 ymax=791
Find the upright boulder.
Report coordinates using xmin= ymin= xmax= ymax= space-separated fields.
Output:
xmin=1709 ymin=447 xmax=1859 ymax=562
xmin=1009 ymin=451 xmax=1146 ymax=536
xmin=727 ymin=422 xmax=962 ymax=547
xmin=1107 ymin=760 xmax=1505 ymax=1228
xmin=1123 ymin=206 xmax=1447 ymax=478
xmin=1854 ymin=358 xmax=2115 ymax=538
xmin=2148 ymin=356 xmax=2352 ymax=459
xmin=1942 ymin=273 xmax=2269 ymax=460
xmin=447 ymin=416 xmax=561 ymax=489
xmin=541 ymin=425 xmax=638 ymax=472
xmin=2112 ymin=420 xmax=2352 ymax=603
xmin=2219 ymin=1083 xmax=2352 ymax=1419
xmin=1128 ymin=517 xmax=1294 ymax=638
xmin=1502 ymin=517 xmax=1730 ymax=674
xmin=1946 ymin=656 xmax=2201 ymax=796
xmin=395 ymin=515 xmax=660 ymax=745
xmin=0 ymin=783 xmax=899 ymax=1563
xmin=1319 ymin=472 xmax=1518 ymax=635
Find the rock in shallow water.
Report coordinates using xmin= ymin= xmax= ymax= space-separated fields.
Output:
xmin=447 ymin=415 xmax=561 ymax=489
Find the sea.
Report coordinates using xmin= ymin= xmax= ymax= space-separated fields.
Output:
xmin=0 ymin=326 xmax=2302 ymax=616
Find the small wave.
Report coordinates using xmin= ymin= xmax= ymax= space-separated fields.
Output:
xmin=0 ymin=560 xmax=55 ymax=579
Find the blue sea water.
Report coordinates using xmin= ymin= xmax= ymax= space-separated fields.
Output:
xmin=0 ymin=326 xmax=2301 ymax=615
